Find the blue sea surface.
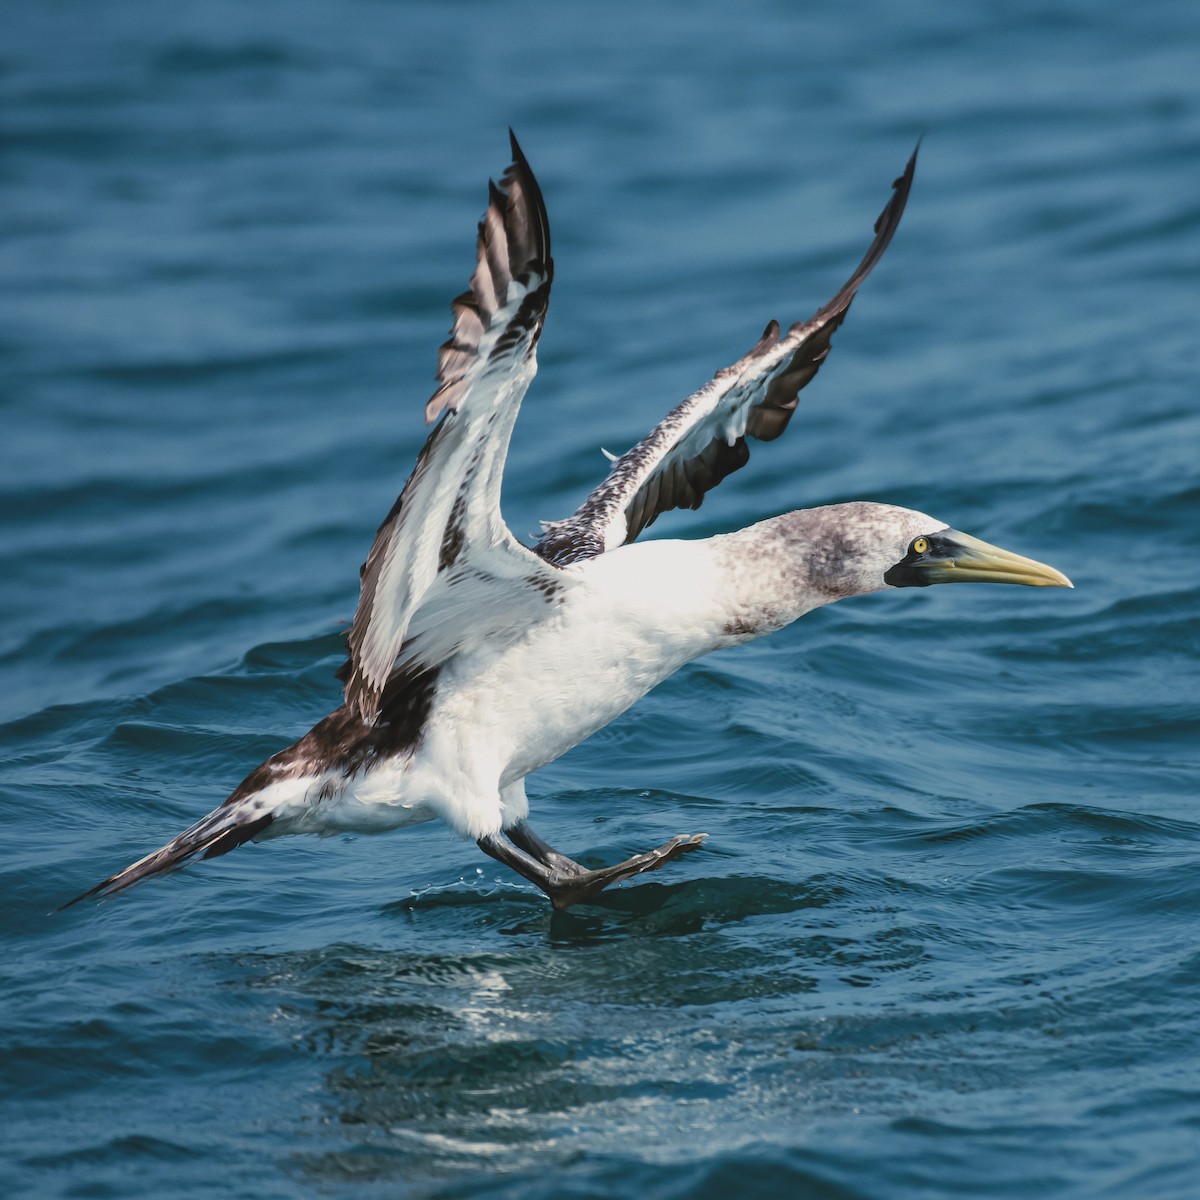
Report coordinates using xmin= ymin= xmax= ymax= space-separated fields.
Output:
xmin=3 ymin=1 xmax=1200 ymax=1197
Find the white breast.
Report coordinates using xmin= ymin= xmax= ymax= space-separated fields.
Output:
xmin=403 ymin=538 xmax=734 ymax=832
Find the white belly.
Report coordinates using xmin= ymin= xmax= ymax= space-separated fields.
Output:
xmin=419 ymin=539 xmax=734 ymax=814
xmin=275 ymin=539 xmax=736 ymax=842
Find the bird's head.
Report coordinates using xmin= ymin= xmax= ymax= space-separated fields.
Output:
xmin=792 ymin=502 xmax=1073 ymax=600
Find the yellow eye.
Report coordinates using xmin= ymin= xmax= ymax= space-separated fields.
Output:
xmin=912 ymin=537 xmax=929 ymax=555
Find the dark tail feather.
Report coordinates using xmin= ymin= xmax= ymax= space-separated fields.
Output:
xmin=59 ymin=806 xmax=274 ymax=910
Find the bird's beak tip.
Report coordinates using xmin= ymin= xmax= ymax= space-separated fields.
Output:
xmin=1031 ymin=564 xmax=1073 ymax=589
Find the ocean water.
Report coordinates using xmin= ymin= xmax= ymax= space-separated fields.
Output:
xmin=3 ymin=1 xmax=1199 ymax=1197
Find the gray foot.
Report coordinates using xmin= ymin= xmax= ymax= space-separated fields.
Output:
xmin=478 ymin=826 xmax=707 ymax=909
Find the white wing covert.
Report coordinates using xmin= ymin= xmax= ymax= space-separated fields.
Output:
xmin=343 ymin=133 xmax=568 ymax=722
xmin=535 ymin=146 xmax=918 ymax=567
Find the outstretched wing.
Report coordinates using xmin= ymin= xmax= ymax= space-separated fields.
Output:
xmin=344 ymin=133 xmax=569 ymax=722
xmin=535 ymin=145 xmax=918 ymax=567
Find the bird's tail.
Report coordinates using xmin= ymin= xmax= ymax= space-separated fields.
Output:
xmin=59 ymin=802 xmax=274 ymax=909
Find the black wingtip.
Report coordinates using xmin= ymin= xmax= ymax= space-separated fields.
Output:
xmin=806 ymin=142 xmax=917 ymax=322
xmin=57 ymin=867 xmax=140 ymax=911
xmin=501 ymin=129 xmax=551 ymax=266
xmin=55 ymin=810 xmax=275 ymax=912
xmin=56 ymin=883 xmax=102 ymax=912
xmin=874 ymin=142 xmax=919 ymax=236
xmin=903 ymin=135 xmax=925 ymax=189
xmin=901 ymin=137 xmax=921 ymax=184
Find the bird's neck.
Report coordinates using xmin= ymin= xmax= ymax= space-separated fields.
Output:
xmin=706 ymin=506 xmax=887 ymax=642
xmin=588 ymin=504 xmax=892 ymax=663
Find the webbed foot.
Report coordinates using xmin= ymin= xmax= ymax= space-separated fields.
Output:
xmin=478 ymin=825 xmax=707 ymax=909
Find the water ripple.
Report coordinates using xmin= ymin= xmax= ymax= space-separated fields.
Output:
xmin=5 ymin=0 xmax=1200 ymax=1196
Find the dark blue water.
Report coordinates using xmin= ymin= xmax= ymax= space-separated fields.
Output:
xmin=4 ymin=2 xmax=1199 ymax=1197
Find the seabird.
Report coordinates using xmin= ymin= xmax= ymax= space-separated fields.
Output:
xmin=65 ymin=134 xmax=1071 ymax=912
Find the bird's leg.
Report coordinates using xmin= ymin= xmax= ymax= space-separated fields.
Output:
xmin=505 ymin=820 xmax=587 ymax=876
xmin=477 ymin=828 xmax=708 ymax=910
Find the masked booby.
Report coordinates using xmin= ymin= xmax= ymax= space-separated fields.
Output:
xmin=65 ymin=134 xmax=1071 ymax=912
